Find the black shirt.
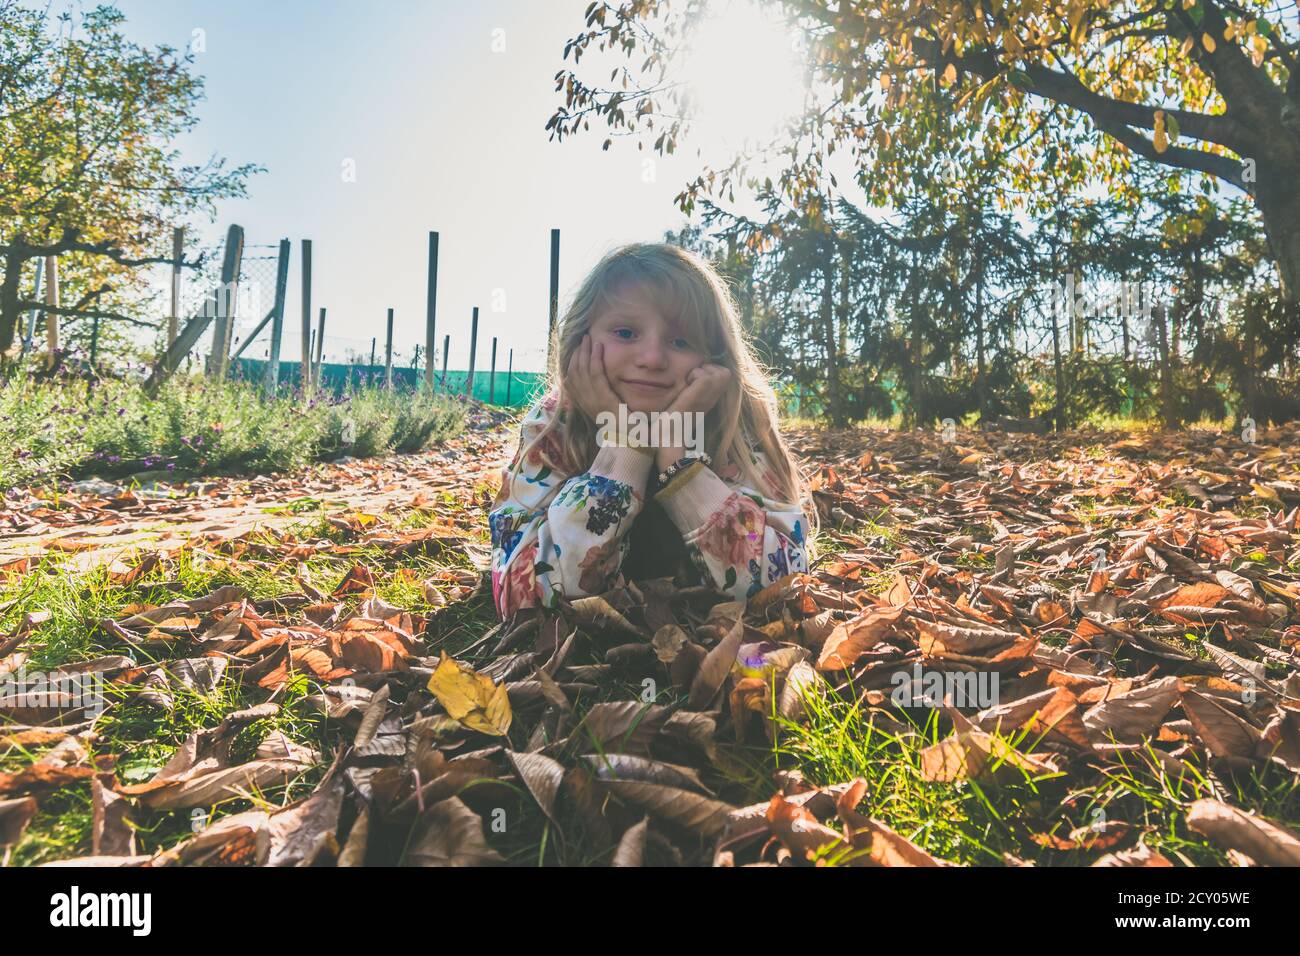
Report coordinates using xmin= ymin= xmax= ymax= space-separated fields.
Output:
xmin=620 ymin=494 xmax=700 ymax=585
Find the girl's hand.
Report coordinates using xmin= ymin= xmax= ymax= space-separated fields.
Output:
xmin=565 ymin=333 xmax=623 ymax=422
xmin=667 ymin=363 xmax=731 ymax=417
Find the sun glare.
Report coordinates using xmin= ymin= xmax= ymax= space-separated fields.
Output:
xmin=676 ymin=0 xmax=809 ymax=151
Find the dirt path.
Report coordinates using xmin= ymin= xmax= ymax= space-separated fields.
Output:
xmin=0 ymin=421 xmax=518 ymax=576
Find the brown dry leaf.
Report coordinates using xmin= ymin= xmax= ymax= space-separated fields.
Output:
xmin=404 ymin=796 xmax=505 ymax=866
xmin=91 ymin=777 xmax=135 ymax=857
xmin=353 ymin=683 xmax=391 ymax=749
xmin=0 ymin=796 xmax=38 ymax=847
xmin=0 ymin=763 xmax=96 ymax=797
xmin=574 ymin=701 xmax=669 ymax=754
xmin=612 ymin=817 xmax=648 ymax=867
xmin=915 ymin=618 xmax=1019 ymax=658
xmin=652 ymin=623 xmax=689 ymax=664
xmin=567 ymin=595 xmax=644 ymax=637
xmin=159 ymin=808 xmax=273 ymax=866
xmin=918 ymin=726 xmax=1060 ymax=783
xmin=1180 ymin=690 xmax=1262 ymax=759
xmin=835 ymin=779 xmax=950 ymax=866
xmin=816 ymin=605 xmax=907 ymax=671
xmin=973 ymin=686 xmax=1093 ymax=751
xmin=600 ymin=779 xmax=734 ymax=837
xmin=266 ymin=763 xmax=346 ymax=866
xmin=1185 ymin=799 xmax=1300 ymax=866
xmin=764 ymin=793 xmax=852 ymax=863
xmin=506 ymin=749 xmax=565 ymax=827
xmin=686 ymin=615 xmax=744 ymax=710
xmin=129 ymin=753 xmax=317 ymax=811
xmin=337 ymin=805 xmax=371 ymax=867
xmin=778 ymin=660 xmax=823 ymax=725
xmin=1092 ymin=843 xmax=1175 ymax=867
xmin=1082 ymin=675 xmax=1185 ymax=745
xmin=1257 ymin=708 xmax=1300 ymax=773
xmin=580 ymin=753 xmax=713 ymax=795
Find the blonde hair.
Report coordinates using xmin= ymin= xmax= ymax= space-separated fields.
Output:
xmin=521 ymin=241 xmax=819 ymax=553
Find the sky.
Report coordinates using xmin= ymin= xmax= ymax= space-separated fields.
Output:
xmin=102 ymin=0 xmax=809 ymax=374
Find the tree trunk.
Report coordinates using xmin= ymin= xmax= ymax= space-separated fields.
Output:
xmin=1243 ymin=299 xmax=1258 ymax=426
xmin=1156 ymin=302 xmax=1177 ymax=428
xmin=1255 ymin=159 xmax=1300 ymax=305
xmin=974 ymin=241 xmax=987 ymax=419
xmin=820 ymin=244 xmax=845 ymax=428
xmin=907 ymin=246 xmax=923 ymax=428
xmin=1050 ymin=242 xmax=1066 ymax=431
xmin=1051 ymin=299 xmax=1065 ymax=431
xmin=0 ymin=251 xmax=27 ymax=359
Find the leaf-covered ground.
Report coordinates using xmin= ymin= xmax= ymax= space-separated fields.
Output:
xmin=2 ymin=409 xmax=1299 ymax=867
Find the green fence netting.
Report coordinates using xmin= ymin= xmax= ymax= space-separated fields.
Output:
xmin=229 ymin=358 xmax=549 ymax=408
xmin=229 ymin=358 xmax=843 ymax=419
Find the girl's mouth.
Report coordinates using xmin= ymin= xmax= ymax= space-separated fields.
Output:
xmin=622 ymin=379 xmax=673 ymax=391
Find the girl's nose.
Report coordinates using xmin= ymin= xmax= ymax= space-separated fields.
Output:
xmin=636 ymin=337 xmax=669 ymax=367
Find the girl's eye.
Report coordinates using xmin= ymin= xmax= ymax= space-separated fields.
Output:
xmin=612 ymin=328 xmax=635 ymax=340
xmin=672 ymin=337 xmax=694 ymax=349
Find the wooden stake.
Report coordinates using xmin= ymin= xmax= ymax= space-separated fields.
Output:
xmin=385 ymin=307 xmax=394 ymax=389
xmin=44 ymin=255 xmax=59 ymax=369
xmin=301 ymin=239 xmax=313 ymax=396
xmin=466 ymin=307 xmax=479 ymax=398
xmin=314 ymin=307 xmax=327 ymax=389
xmin=263 ymin=238 xmax=291 ymax=396
xmin=547 ymin=228 xmax=560 ymax=370
xmin=425 ymin=231 xmax=439 ymax=394
xmin=207 ymin=224 xmax=245 ymax=380
xmin=168 ymin=226 xmax=184 ymax=349
xmin=22 ymin=257 xmax=43 ymax=356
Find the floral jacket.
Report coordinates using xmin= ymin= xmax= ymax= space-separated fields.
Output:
xmin=488 ymin=393 xmax=812 ymax=620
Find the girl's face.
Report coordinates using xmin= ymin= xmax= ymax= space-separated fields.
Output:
xmin=586 ymin=283 xmax=709 ymax=413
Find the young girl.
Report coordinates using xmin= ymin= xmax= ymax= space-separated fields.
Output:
xmin=488 ymin=242 xmax=816 ymax=622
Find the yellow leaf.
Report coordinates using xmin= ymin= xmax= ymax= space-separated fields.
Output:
xmin=1202 ymin=32 xmax=1216 ymax=53
xmin=1068 ymin=3 xmax=1088 ymax=45
xmin=427 ymin=652 xmax=512 ymax=736
xmin=1252 ymin=482 xmax=1282 ymax=505
xmin=1180 ymin=36 xmax=1194 ymax=56
xmin=1153 ymin=110 xmax=1168 ymax=153
xmin=942 ymin=62 xmax=957 ymax=85
xmin=879 ymin=72 xmax=891 ymax=91
xmin=1259 ymin=579 xmax=1300 ymax=603
xmin=1251 ymin=35 xmax=1266 ymax=67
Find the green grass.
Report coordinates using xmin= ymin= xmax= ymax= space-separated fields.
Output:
xmin=768 ymin=681 xmax=1063 ymax=865
xmin=0 ymin=483 xmax=497 ymax=865
xmin=0 ymin=372 xmax=467 ymax=488
xmin=763 ymin=674 xmax=1300 ymax=866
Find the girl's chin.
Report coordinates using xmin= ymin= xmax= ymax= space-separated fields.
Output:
xmin=616 ymin=390 xmax=673 ymax=413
